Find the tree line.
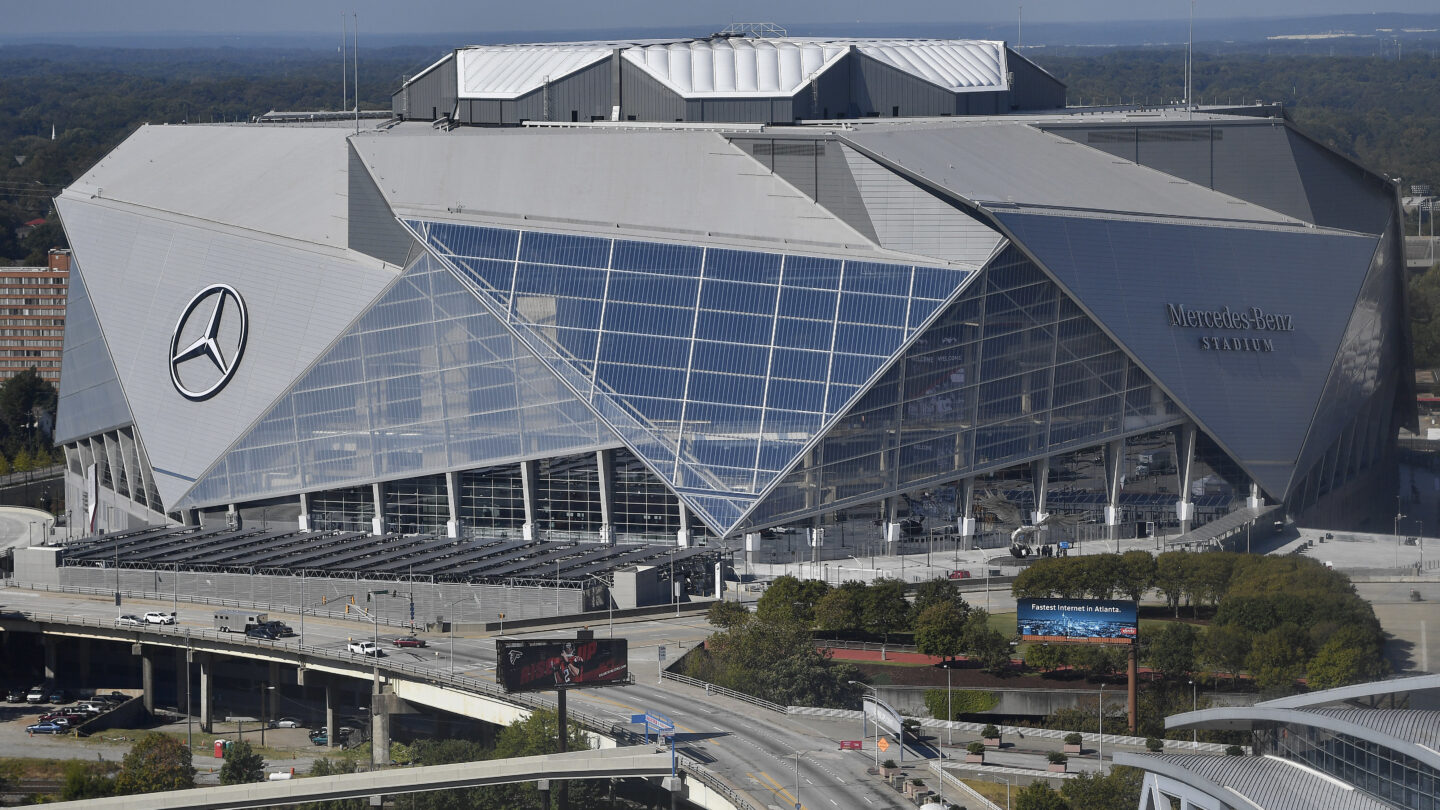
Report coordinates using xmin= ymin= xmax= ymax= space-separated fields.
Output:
xmin=1014 ymin=551 xmax=1388 ymax=692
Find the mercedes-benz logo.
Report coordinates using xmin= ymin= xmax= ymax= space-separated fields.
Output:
xmin=169 ymin=284 xmax=248 ymax=401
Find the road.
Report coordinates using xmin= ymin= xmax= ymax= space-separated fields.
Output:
xmin=0 ymin=586 xmax=910 ymax=809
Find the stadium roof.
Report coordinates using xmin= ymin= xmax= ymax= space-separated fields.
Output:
xmin=1113 ymin=753 xmax=1397 ymax=810
xmin=435 ymin=37 xmax=1011 ymax=101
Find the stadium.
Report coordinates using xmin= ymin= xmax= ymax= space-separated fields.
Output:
xmin=48 ymin=35 xmax=1411 ymax=613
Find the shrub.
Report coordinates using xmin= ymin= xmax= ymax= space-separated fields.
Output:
xmin=912 ymin=778 xmax=925 ymax=786
xmin=882 ymin=759 xmax=898 ymax=769
xmin=1064 ymin=732 xmax=1083 ymax=746
xmin=967 ymin=742 xmax=986 ymax=755
xmin=1226 ymin=745 xmax=1246 ymax=756
xmin=981 ymin=723 xmax=1000 ymax=738
xmin=1146 ymin=737 xmax=1164 ymax=752
xmin=1047 ymin=751 xmax=1068 ymax=765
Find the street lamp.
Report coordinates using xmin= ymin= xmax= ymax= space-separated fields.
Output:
xmin=848 ymin=681 xmax=883 ymax=769
xmin=1189 ymin=679 xmax=1198 ymax=748
xmin=989 ymin=774 xmax=1012 ymax=810
xmin=1396 ymin=497 xmax=1406 ymax=569
xmin=1098 ymin=682 xmax=1105 ymax=773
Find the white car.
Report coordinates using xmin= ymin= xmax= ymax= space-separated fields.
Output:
xmin=347 ymin=641 xmax=381 ymax=657
xmin=143 ymin=612 xmax=176 ymax=625
xmin=115 ymin=615 xmax=144 ymax=627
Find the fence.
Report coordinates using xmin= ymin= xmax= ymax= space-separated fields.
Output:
xmin=928 ymin=761 xmax=1004 ymax=810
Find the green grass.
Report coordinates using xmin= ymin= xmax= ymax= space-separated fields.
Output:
xmin=80 ymin=727 xmax=292 ymax=759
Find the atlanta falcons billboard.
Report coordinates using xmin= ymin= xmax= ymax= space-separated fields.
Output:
xmin=496 ymin=638 xmax=629 ymax=692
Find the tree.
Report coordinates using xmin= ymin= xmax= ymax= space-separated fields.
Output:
xmin=707 ymin=600 xmax=750 ymax=631
xmin=292 ymin=758 xmax=364 ymax=810
xmin=1116 ymin=550 xmax=1157 ymax=602
xmin=755 ymin=575 xmax=829 ymax=626
xmin=0 ymin=367 xmax=57 ymax=454
xmin=1145 ymin=622 xmax=1200 ymax=680
xmin=813 ymin=582 xmax=866 ymax=633
xmin=1154 ymin=552 xmax=1192 ymax=617
xmin=1025 ymin=643 xmax=1065 ymax=673
xmin=862 ymin=578 xmax=909 ymax=643
xmin=219 ymin=740 xmax=265 ymax=785
xmin=1061 ymin=766 xmax=1144 ymax=810
xmin=1308 ymin=626 xmax=1387 ymax=689
xmin=1077 ymin=554 xmax=1122 ymax=599
xmin=1015 ymin=780 xmax=1069 ymax=810
xmin=913 ymin=602 xmax=967 ymax=659
xmin=60 ymin=761 xmax=115 ymax=800
xmin=1412 ymin=267 xmax=1440 ymax=368
xmin=911 ymin=577 xmax=969 ymax=619
xmin=1202 ymin=624 xmax=1252 ymax=687
xmin=114 ymin=732 xmax=194 ymax=795
xmin=1246 ymin=626 xmax=1307 ymax=693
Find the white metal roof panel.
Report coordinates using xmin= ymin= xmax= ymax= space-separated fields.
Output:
xmin=856 ymin=40 xmax=1008 ymax=92
xmin=1117 ymin=753 xmax=1396 ymax=810
xmin=840 ymin=122 xmax=1306 ymax=226
xmin=351 ymin=126 xmax=914 ymax=261
xmin=457 ymin=45 xmax=612 ymax=99
xmin=622 ymin=39 xmax=849 ymax=98
xmin=64 ymin=124 xmax=353 ymax=249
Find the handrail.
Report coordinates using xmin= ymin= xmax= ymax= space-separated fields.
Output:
xmin=929 ymin=761 xmax=1004 ymax=810
xmin=678 ymin=755 xmax=763 ymax=810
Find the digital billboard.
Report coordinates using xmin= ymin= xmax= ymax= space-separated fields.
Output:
xmin=496 ymin=638 xmax=629 ymax=692
xmin=1017 ymin=599 xmax=1138 ymax=645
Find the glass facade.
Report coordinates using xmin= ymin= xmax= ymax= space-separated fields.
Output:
xmin=309 ymin=485 xmax=375 ymax=532
xmin=458 ymin=465 xmax=526 ymax=532
xmin=410 ymin=219 xmax=973 ymax=532
xmin=613 ymin=447 xmax=681 ymax=538
xmin=1274 ymin=723 xmax=1438 ymax=810
xmin=744 ymin=247 xmax=1184 ymax=530
xmin=384 ymin=473 xmax=448 ymax=535
xmin=180 ymin=253 xmax=607 ymax=509
xmin=535 ymin=454 xmax=602 ymax=534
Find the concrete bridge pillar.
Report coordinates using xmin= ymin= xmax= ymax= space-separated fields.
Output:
xmin=75 ymin=638 xmax=91 ymax=687
xmin=267 ymin=662 xmax=281 ymax=720
xmin=41 ymin=636 xmax=57 ymax=683
xmin=198 ymin=653 xmax=214 ymax=732
xmin=371 ymin=691 xmax=391 ymax=767
xmin=175 ymin=650 xmax=187 ymax=714
xmin=325 ymin=680 xmax=340 ymax=750
xmin=140 ymin=647 xmax=156 ymax=714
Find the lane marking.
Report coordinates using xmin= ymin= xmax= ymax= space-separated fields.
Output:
xmin=755 ymin=771 xmax=804 ymax=809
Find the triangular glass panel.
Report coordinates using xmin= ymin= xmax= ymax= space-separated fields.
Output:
xmin=177 ymin=253 xmax=606 ymax=508
xmin=409 ymin=218 xmax=976 ymax=534
xmin=742 ymin=246 xmax=1185 ymax=531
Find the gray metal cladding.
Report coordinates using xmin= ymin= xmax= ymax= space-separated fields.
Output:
xmin=728 ymin=135 xmax=879 ymax=238
xmin=849 ymin=52 xmax=965 ymax=118
xmin=347 ymin=143 xmax=416 ymax=267
xmin=997 ymin=211 xmax=1381 ymax=499
xmin=1287 ymin=127 xmax=1396 ymax=235
xmin=512 ymin=59 xmax=614 ymax=123
xmin=1006 ymin=53 xmax=1065 ymax=110
xmin=398 ymin=52 xmax=456 ymax=120
xmin=54 ymin=259 xmax=134 ymax=444
xmin=618 ymin=59 xmax=685 ymax=122
xmin=840 ymin=145 xmax=1003 ymax=265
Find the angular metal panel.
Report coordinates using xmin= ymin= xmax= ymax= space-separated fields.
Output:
xmin=56 ymin=197 xmax=397 ymax=508
xmin=995 ymin=212 xmax=1379 ymax=498
xmin=348 ymin=143 xmax=418 ymax=267
xmin=54 ymin=258 xmax=134 ymax=444
xmin=180 ymin=253 xmax=609 ymax=508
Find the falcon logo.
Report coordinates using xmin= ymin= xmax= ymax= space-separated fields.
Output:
xmin=169 ymin=284 xmax=248 ymax=401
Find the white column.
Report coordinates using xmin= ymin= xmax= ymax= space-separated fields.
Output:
xmin=444 ymin=471 xmax=460 ymax=539
xmin=297 ymin=492 xmax=311 ymax=532
xmin=1031 ymin=457 xmax=1051 ymax=526
xmin=884 ymin=496 xmax=901 ymax=549
xmin=371 ymin=482 xmax=386 ymax=535
xmin=957 ymin=478 xmax=976 ymax=547
xmin=1174 ymin=424 xmax=1197 ymax=533
xmin=520 ymin=460 xmax=538 ymax=541
xmin=676 ymin=501 xmax=692 ymax=549
xmin=1247 ymin=482 xmax=1263 ymax=510
xmin=1103 ymin=440 xmax=1125 ymax=550
xmin=596 ymin=450 xmax=615 ymax=545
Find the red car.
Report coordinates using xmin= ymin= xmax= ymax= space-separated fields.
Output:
xmin=391 ymin=636 xmax=427 ymax=648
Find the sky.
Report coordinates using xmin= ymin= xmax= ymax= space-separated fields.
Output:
xmin=6 ymin=0 xmax=1439 ymax=36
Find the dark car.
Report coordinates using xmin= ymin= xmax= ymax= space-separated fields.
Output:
xmin=47 ymin=690 xmax=67 ymax=704
xmin=309 ymin=731 xmax=329 ymax=746
xmin=391 ymin=636 xmax=427 ymax=648
xmin=5 ymin=689 xmax=25 ymax=703
xmin=26 ymin=722 xmax=65 ymax=734
xmin=245 ymin=625 xmax=280 ymax=640
xmin=263 ymin=621 xmax=296 ymax=637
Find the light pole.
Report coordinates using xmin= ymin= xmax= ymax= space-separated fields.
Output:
xmin=794 ymin=750 xmax=802 ymax=810
xmin=849 ymin=681 xmax=882 ymax=769
xmin=1396 ymin=497 xmax=1406 ymax=569
xmin=1098 ymin=683 xmax=1105 ymax=773
xmin=1190 ymin=679 xmax=1198 ymax=748
xmin=989 ymin=775 xmax=1012 ymax=810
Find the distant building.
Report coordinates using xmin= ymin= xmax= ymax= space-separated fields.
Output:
xmin=1117 ymin=674 xmax=1440 ymax=810
xmin=14 ymin=217 xmax=47 ymax=241
xmin=0 ymin=248 xmax=68 ymax=385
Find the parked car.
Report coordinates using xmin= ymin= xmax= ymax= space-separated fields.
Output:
xmin=6 ymin=689 xmax=26 ymax=703
xmin=25 ymin=686 xmax=45 ymax=703
xmin=245 ymin=625 xmax=280 ymax=640
xmin=38 ymin=712 xmax=69 ymax=723
xmin=115 ymin=615 xmax=145 ymax=627
xmin=391 ymin=636 xmax=427 ymax=648
xmin=47 ymin=689 xmax=67 ymax=704
xmin=26 ymin=722 xmax=65 ymax=734
xmin=347 ymin=641 xmax=381 ymax=657
xmin=309 ymin=731 xmax=329 ymax=746
xmin=143 ymin=612 xmax=176 ymax=625
xmin=272 ymin=717 xmax=302 ymax=729
xmin=73 ymin=703 xmax=105 ymax=715
xmin=61 ymin=713 xmax=90 ymax=726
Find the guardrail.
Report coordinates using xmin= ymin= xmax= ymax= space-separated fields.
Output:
xmin=677 ymin=756 xmax=762 ymax=810
xmin=659 ymin=671 xmax=786 ymax=715
xmin=929 ymin=761 xmax=1003 ymax=810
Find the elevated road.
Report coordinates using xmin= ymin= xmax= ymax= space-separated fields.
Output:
xmin=42 ymin=748 xmax=671 ymax=809
xmin=0 ymin=586 xmax=909 ymax=809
